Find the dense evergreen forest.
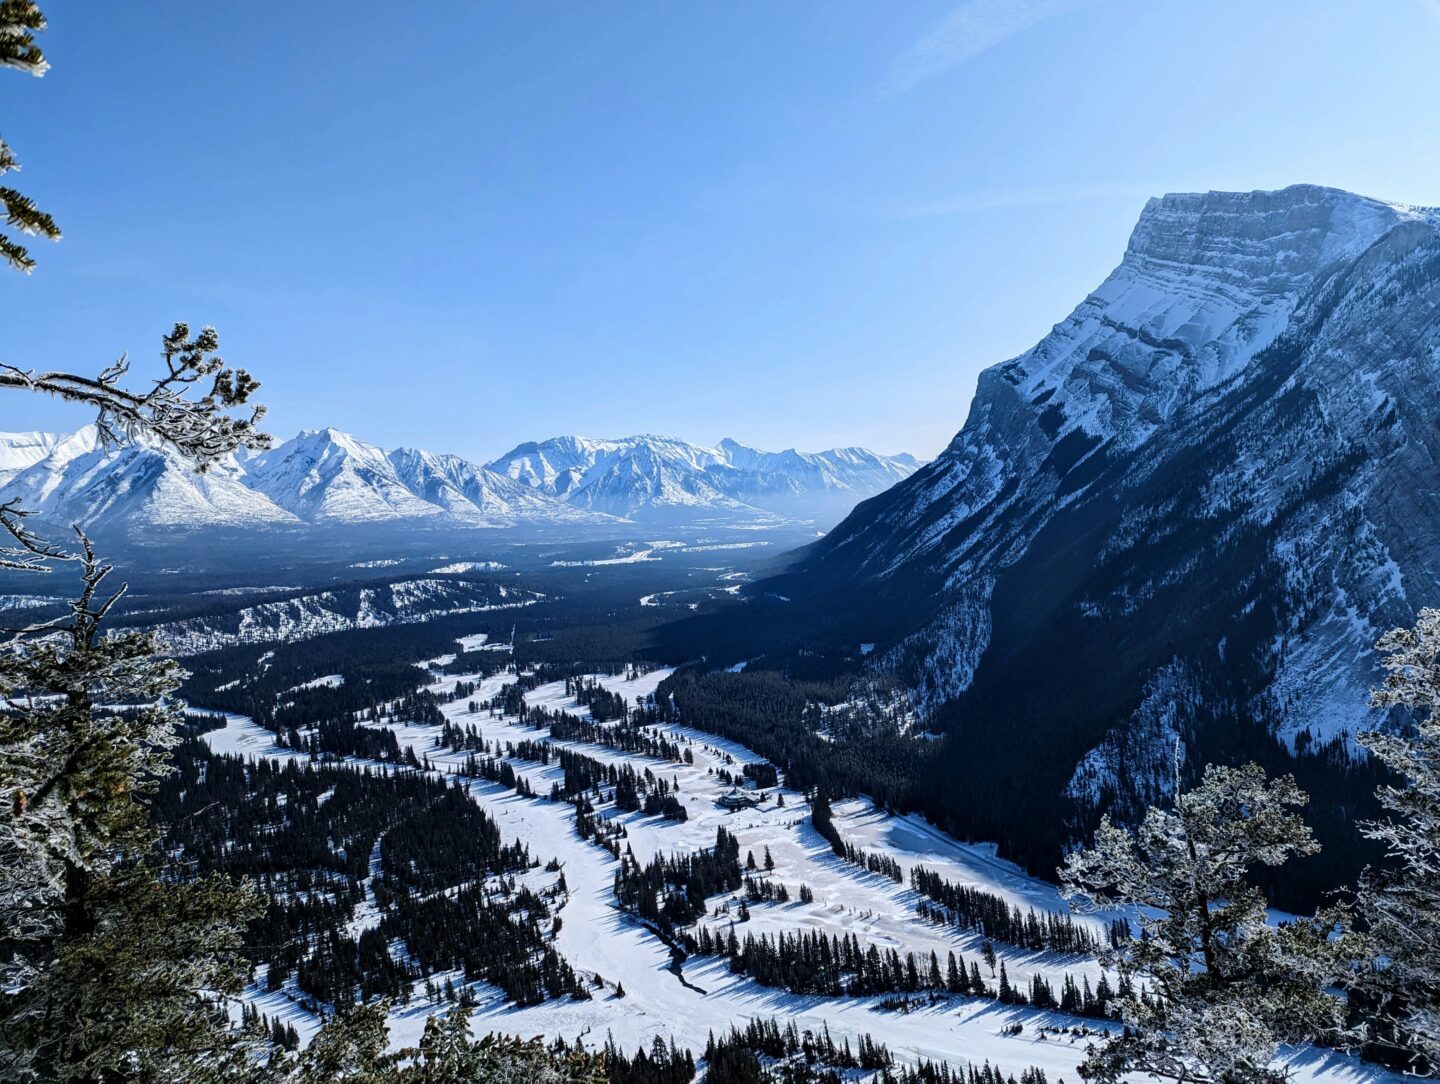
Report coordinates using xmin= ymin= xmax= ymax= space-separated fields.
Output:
xmin=654 ymin=662 xmax=1392 ymax=911
xmin=153 ymin=736 xmax=590 ymax=1011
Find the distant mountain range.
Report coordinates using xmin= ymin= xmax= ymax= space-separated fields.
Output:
xmin=488 ymin=434 xmax=919 ymax=523
xmin=753 ymin=184 xmax=1440 ymax=869
xmin=0 ymin=426 xmax=919 ymax=532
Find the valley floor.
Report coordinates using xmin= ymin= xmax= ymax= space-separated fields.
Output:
xmin=202 ymin=663 xmax=1395 ymax=1084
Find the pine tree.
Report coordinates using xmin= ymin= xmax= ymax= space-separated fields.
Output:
xmin=0 ymin=2 xmax=61 ymax=272
xmin=1061 ymin=762 xmax=1350 ymax=1084
xmin=0 ymin=539 xmax=264 ymax=1081
xmin=0 ymin=6 xmax=270 ymax=1076
xmin=1349 ymin=610 xmax=1440 ymax=1069
xmin=288 ymin=1001 xmax=403 ymax=1084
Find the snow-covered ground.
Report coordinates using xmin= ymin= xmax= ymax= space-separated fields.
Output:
xmin=199 ymin=666 xmax=1399 ymax=1084
xmin=550 ymin=547 xmax=662 ymax=567
xmin=431 ymin=561 xmax=507 ymax=574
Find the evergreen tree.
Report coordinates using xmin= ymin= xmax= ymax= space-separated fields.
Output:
xmin=1350 ymin=610 xmax=1440 ymax=1069
xmin=0 ymin=6 xmax=270 ymax=1076
xmin=288 ymin=1001 xmax=403 ymax=1084
xmin=1060 ymin=762 xmax=1349 ymax=1084
xmin=0 ymin=540 xmax=264 ymax=1081
xmin=0 ymin=2 xmax=61 ymax=271
xmin=407 ymin=1006 xmax=604 ymax=1084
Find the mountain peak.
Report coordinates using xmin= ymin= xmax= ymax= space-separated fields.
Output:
xmin=764 ymin=185 xmax=1440 ymax=869
xmin=487 ymin=433 xmax=920 ymax=524
xmin=1123 ymin=184 xmax=1427 ymax=291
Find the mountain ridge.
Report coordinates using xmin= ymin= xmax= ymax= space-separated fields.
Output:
xmin=486 ymin=433 xmax=919 ymax=523
xmin=0 ymin=425 xmax=919 ymax=533
xmin=744 ymin=184 xmax=1440 ymax=871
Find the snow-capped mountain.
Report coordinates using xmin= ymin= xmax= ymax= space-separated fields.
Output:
xmin=487 ymin=434 xmax=919 ymax=523
xmin=0 ymin=427 xmax=608 ymax=532
xmin=758 ymin=185 xmax=1440 ymax=857
xmin=0 ymin=427 xmax=301 ymax=528
xmin=243 ymin=428 xmax=445 ymax=524
xmin=0 ymin=425 xmax=916 ymax=532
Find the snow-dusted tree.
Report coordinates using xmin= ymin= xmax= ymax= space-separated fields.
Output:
xmin=287 ymin=1002 xmax=403 ymax=1084
xmin=281 ymin=1003 xmax=606 ymax=1084
xmin=407 ymin=1006 xmax=605 ymax=1084
xmin=0 ymin=5 xmax=271 ymax=1077
xmin=1061 ymin=762 xmax=1350 ymax=1084
xmin=0 ymin=536 xmax=266 ymax=1081
xmin=0 ymin=2 xmax=61 ymax=272
xmin=1349 ymin=609 xmax=1440 ymax=1070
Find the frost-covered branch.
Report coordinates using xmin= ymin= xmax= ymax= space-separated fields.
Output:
xmin=1061 ymin=763 xmax=1352 ymax=1084
xmin=0 ymin=321 xmax=270 ymax=473
xmin=1345 ymin=610 xmax=1440 ymax=1071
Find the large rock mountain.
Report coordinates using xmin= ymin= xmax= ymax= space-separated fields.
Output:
xmin=0 ymin=427 xmax=607 ymax=531
xmin=487 ymin=434 xmax=918 ymax=524
xmin=240 ymin=428 xmax=604 ymax=527
xmin=762 ymin=185 xmax=1440 ymax=865
xmin=0 ymin=427 xmax=300 ymax=528
xmin=0 ymin=426 xmax=917 ymax=533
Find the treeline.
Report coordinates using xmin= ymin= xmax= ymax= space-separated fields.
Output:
xmin=911 ymin=866 xmax=1124 ymax=955
xmin=703 ymin=1018 xmax=891 ymax=1084
xmin=685 ymin=924 xmax=1127 ymax=1017
xmin=569 ymin=675 xmax=632 ymax=721
xmin=538 ymin=1013 xmax=1054 ymax=1084
xmin=577 ymin=1013 xmax=1060 ymax=1084
xmin=657 ymin=668 xmax=928 ymax=813
xmin=816 ymin=791 xmax=1113 ymax=955
xmin=543 ymin=708 xmax=687 ymax=764
xmin=445 ymin=726 xmax=689 ymax=821
xmin=812 ymin=791 xmax=904 ymax=882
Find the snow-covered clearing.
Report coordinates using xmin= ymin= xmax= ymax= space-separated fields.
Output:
xmin=550 ymin=548 xmax=661 ymax=567
xmin=431 ymin=561 xmax=507 ymax=574
xmin=282 ymin=674 xmax=345 ymax=696
xmin=457 ymin=632 xmax=511 ymax=652
xmin=198 ymin=669 xmax=1397 ymax=1084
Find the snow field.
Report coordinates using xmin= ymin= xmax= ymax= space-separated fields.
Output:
xmin=201 ymin=667 xmax=1399 ymax=1084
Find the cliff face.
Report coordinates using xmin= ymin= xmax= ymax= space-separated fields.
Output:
xmin=764 ymin=186 xmax=1440 ymax=857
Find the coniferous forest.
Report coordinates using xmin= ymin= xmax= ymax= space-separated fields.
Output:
xmin=7 ymin=3 xmax=1440 ymax=1083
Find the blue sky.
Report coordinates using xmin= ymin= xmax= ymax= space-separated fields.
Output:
xmin=5 ymin=0 xmax=1440 ymax=461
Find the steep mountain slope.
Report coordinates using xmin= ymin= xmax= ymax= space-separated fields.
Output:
xmin=244 ymin=429 xmax=445 ymax=523
xmin=488 ymin=434 xmax=919 ymax=523
xmin=0 ymin=427 xmax=300 ymax=528
xmin=759 ymin=185 xmax=1440 ymax=867
xmin=0 ymin=430 xmax=71 ymax=481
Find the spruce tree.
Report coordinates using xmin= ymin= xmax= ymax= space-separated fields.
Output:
xmin=1060 ymin=762 xmax=1350 ymax=1084
xmin=1350 ymin=609 xmax=1440 ymax=1069
xmin=0 ymin=2 xmax=61 ymax=272
xmin=0 ymin=4 xmax=271 ymax=1077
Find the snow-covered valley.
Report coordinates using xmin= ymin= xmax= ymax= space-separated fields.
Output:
xmin=197 ymin=658 xmax=1394 ymax=1084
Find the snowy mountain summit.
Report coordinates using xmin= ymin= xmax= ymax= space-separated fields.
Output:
xmin=487 ymin=434 xmax=918 ymax=523
xmin=0 ymin=425 xmax=916 ymax=532
xmin=758 ymin=185 xmax=1440 ymax=856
